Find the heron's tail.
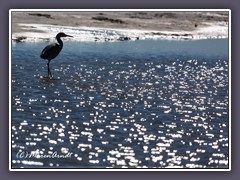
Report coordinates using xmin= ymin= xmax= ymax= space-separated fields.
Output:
xmin=40 ymin=53 xmax=45 ymax=59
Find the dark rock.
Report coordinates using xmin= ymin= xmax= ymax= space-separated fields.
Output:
xmin=92 ymin=16 xmax=125 ymax=24
xmin=28 ymin=13 xmax=53 ymax=19
xmin=118 ymin=36 xmax=131 ymax=41
xmin=14 ymin=36 xmax=27 ymax=43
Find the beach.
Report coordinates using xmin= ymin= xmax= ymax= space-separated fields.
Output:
xmin=11 ymin=11 xmax=229 ymax=42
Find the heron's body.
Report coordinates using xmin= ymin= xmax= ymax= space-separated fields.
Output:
xmin=40 ymin=43 xmax=62 ymax=60
xmin=40 ymin=32 xmax=73 ymax=77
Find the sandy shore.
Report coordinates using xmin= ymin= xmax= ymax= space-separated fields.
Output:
xmin=11 ymin=11 xmax=229 ymax=42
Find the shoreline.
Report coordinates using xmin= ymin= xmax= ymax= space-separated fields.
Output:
xmin=11 ymin=11 xmax=229 ymax=42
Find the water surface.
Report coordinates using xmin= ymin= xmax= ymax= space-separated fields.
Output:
xmin=11 ymin=39 xmax=229 ymax=169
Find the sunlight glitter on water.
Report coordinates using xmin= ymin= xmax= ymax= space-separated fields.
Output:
xmin=11 ymin=39 xmax=229 ymax=169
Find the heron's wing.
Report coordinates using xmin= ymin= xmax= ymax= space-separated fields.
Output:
xmin=40 ymin=43 xmax=62 ymax=60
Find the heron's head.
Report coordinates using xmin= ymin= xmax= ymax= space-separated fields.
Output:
xmin=56 ymin=32 xmax=73 ymax=38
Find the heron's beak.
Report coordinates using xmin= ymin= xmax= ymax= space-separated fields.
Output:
xmin=66 ymin=34 xmax=73 ymax=37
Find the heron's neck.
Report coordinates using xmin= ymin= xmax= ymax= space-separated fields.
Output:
xmin=56 ymin=36 xmax=63 ymax=47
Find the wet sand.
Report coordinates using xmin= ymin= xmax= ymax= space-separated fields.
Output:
xmin=11 ymin=11 xmax=229 ymax=41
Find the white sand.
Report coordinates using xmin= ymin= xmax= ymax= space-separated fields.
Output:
xmin=11 ymin=11 xmax=229 ymax=42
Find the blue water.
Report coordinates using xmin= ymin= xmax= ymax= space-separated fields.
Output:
xmin=11 ymin=39 xmax=229 ymax=169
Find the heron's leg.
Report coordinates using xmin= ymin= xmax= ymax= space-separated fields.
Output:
xmin=47 ymin=61 xmax=52 ymax=78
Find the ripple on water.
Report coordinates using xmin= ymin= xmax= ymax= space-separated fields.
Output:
xmin=11 ymin=40 xmax=229 ymax=169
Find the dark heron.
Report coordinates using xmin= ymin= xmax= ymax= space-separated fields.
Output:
xmin=40 ymin=32 xmax=73 ymax=78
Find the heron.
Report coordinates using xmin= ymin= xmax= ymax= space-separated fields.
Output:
xmin=40 ymin=32 xmax=73 ymax=78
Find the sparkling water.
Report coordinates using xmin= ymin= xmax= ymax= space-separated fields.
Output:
xmin=11 ymin=39 xmax=229 ymax=169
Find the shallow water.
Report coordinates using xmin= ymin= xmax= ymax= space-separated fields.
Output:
xmin=11 ymin=39 xmax=229 ymax=169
